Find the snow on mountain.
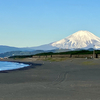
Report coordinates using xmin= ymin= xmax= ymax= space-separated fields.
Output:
xmin=51 ymin=30 xmax=100 ymax=50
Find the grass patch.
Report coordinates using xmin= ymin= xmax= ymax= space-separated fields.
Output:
xmin=82 ymin=61 xmax=97 ymax=65
xmin=43 ymin=57 xmax=69 ymax=62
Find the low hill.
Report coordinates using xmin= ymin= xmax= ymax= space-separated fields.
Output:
xmin=0 ymin=50 xmax=44 ymax=57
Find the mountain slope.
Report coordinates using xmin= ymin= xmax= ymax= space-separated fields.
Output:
xmin=30 ymin=44 xmax=58 ymax=50
xmin=0 ymin=45 xmax=35 ymax=53
xmin=51 ymin=30 xmax=100 ymax=49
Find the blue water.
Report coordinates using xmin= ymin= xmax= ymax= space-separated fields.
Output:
xmin=0 ymin=61 xmax=29 ymax=71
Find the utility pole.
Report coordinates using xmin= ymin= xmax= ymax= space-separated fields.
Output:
xmin=93 ymin=45 xmax=95 ymax=59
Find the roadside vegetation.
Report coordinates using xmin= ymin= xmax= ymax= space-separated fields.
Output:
xmin=35 ymin=50 xmax=100 ymax=56
xmin=9 ymin=50 xmax=100 ymax=59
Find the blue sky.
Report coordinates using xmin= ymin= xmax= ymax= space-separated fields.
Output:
xmin=0 ymin=0 xmax=100 ymax=47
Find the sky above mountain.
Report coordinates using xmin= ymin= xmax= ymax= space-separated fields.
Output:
xmin=0 ymin=0 xmax=100 ymax=47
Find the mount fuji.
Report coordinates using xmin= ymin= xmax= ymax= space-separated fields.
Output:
xmin=32 ymin=30 xmax=100 ymax=50
xmin=0 ymin=30 xmax=100 ymax=54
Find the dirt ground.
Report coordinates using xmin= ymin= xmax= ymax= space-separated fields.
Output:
xmin=0 ymin=58 xmax=100 ymax=100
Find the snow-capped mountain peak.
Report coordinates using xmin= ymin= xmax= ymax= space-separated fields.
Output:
xmin=51 ymin=30 xmax=100 ymax=49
